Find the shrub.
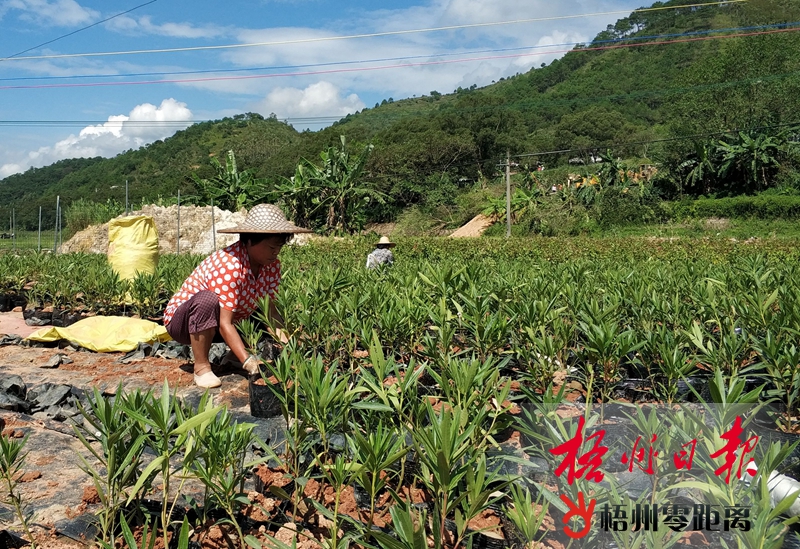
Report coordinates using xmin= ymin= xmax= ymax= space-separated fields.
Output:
xmin=668 ymin=195 xmax=800 ymax=220
xmin=65 ymin=198 xmax=124 ymax=236
xmin=595 ymin=185 xmax=666 ymax=228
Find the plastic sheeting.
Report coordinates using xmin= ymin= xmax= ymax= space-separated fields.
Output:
xmin=25 ymin=316 xmax=171 ymax=353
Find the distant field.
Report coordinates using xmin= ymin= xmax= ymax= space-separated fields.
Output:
xmin=0 ymin=230 xmax=59 ymax=252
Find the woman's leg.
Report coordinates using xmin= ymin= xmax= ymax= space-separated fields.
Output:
xmin=165 ymin=291 xmax=221 ymax=383
xmin=190 ymin=327 xmax=215 ymax=376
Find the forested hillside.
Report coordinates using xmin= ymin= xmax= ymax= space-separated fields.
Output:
xmin=2 ymin=0 xmax=800 ymax=230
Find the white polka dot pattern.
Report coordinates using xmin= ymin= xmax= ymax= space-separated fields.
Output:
xmin=164 ymin=241 xmax=280 ymax=325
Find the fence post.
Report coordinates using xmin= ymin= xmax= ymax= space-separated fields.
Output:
xmin=11 ymin=208 xmax=15 ymax=252
xmin=211 ymin=198 xmax=216 ymax=251
xmin=125 ymin=179 xmax=129 ymax=216
xmin=54 ymin=196 xmax=60 ymax=254
xmin=177 ymin=190 xmax=181 ymax=254
xmin=38 ymin=206 xmax=42 ymax=253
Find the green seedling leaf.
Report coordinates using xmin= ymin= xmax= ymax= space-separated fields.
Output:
xmin=177 ymin=517 xmax=190 ymax=549
xmin=171 ymin=406 xmax=223 ymax=435
xmin=671 ymin=480 xmax=730 ymax=501
xmin=127 ymin=455 xmax=165 ymax=504
xmin=351 ymin=401 xmax=393 ymax=412
xmin=268 ymin=485 xmax=292 ymax=500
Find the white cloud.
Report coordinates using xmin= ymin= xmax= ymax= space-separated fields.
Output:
xmin=106 ymin=15 xmax=228 ymax=39
xmin=176 ymin=0 xmax=641 ymax=101
xmin=254 ymin=81 xmax=364 ymax=123
xmin=0 ymin=163 xmax=24 ymax=179
xmin=0 ymin=99 xmax=193 ymax=177
xmin=3 ymin=0 xmax=97 ymax=26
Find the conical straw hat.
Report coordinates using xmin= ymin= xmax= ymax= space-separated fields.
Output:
xmin=376 ymin=236 xmax=396 ymax=247
xmin=217 ymin=204 xmax=312 ymax=234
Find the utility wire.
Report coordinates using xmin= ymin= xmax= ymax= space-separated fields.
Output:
xmin=366 ymin=121 xmax=800 ymax=178
xmin=3 ymin=0 xmax=159 ymax=60
xmin=1 ymin=23 xmax=792 ymax=91
xmin=2 ymin=65 xmax=799 ymax=127
xmin=513 ymin=121 xmax=800 ymax=160
xmin=0 ymin=0 xmax=746 ymax=62
xmin=1 ymin=20 xmax=792 ymax=83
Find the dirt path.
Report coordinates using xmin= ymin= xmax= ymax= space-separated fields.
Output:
xmin=449 ymin=214 xmax=494 ymax=238
xmin=0 ymin=311 xmax=39 ymax=339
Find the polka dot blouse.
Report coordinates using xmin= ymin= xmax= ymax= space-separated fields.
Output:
xmin=163 ymin=241 xmax=281 ymax=326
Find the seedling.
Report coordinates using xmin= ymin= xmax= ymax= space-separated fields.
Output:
xmin=0 ymin=433 xmax=36 ymax=548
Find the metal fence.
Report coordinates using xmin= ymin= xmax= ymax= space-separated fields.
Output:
xmin=0 ymin=200 xmax=61 ymax=253
xmin=0 ymin=193 xmax=222 ymax=254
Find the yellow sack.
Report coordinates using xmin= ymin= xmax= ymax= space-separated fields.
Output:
xmin=25 ymin=316 xmax=171 ymax=353
xmin=108 ymin=215 xmax=159 ymax=280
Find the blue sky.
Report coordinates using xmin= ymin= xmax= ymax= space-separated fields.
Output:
xmin=0 ymin=0 xmax=644 ymax=178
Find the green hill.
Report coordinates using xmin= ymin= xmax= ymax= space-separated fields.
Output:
xmin=2 ymin=0 xmax=800 ymax=230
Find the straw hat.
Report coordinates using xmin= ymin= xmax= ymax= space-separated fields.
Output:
xmin=376 ymin=236 xmax=396 ymax=248
xmin=218 ymin=204 xmax=312 ymax=234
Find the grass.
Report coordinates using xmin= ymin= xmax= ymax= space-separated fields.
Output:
xmin=0 ymin=230 xmax=58 ymax=252
xmin=600 ymin=218 xmax=800 ymax=239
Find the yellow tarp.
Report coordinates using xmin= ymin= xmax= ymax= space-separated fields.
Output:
xmin=108 ymin=215 xmax=159 ymax=281
xmin=25 ymin=316 xmax=171 ymax=353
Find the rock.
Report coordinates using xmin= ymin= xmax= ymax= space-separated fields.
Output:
xmin=0 ymin=375 xmax=26 ymax=399
xmin=42 ymin=353 xmax=72 ymax=368
xmin=0 ymin=393 xmax=30 ymax=413
xmin=118 ymin=349 xmax=146 ymax=364
xmin=0 ymin=335 xmax=22 ymax=346
xmin=11 ymin=307 xmax=22 ymax=313
xmin=28 ymin=383 xmax=72 ymax=410
xmin=24 ymin=309 xmax=51 ymax=326
xmin=17 ymin=471 xmax=42 ymax=482
xmin=42 ymin=405 xmax=66 ymax=421
xmin=25 ymin=316 xmax=50 ymax=326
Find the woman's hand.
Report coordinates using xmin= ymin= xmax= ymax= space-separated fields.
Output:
xmin=242 ymin=355 xmax=261 ymax=375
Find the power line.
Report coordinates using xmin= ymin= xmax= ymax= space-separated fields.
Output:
xmin=367 ymin=121 xmax=800 ymax=179
xmin=0 ymin=0 xmax=746 ymax=62
xmin=2 ymin=65 xmax=799 ymax=128
xmin=512 ymin=121 xmax=800 ymax=161
xmin=3 ymin=0 xmax=159 ymax=60
xmin=1 ymin=23 xmax=793 ymax=92
xmin=1 ymin=20 xmax=792 ymax=84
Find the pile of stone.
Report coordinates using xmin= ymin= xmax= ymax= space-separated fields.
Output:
xmin=62 ymin=204 xmax=247 ymax=255
xmin=0 ymin=375 xmax=86 ymax=424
